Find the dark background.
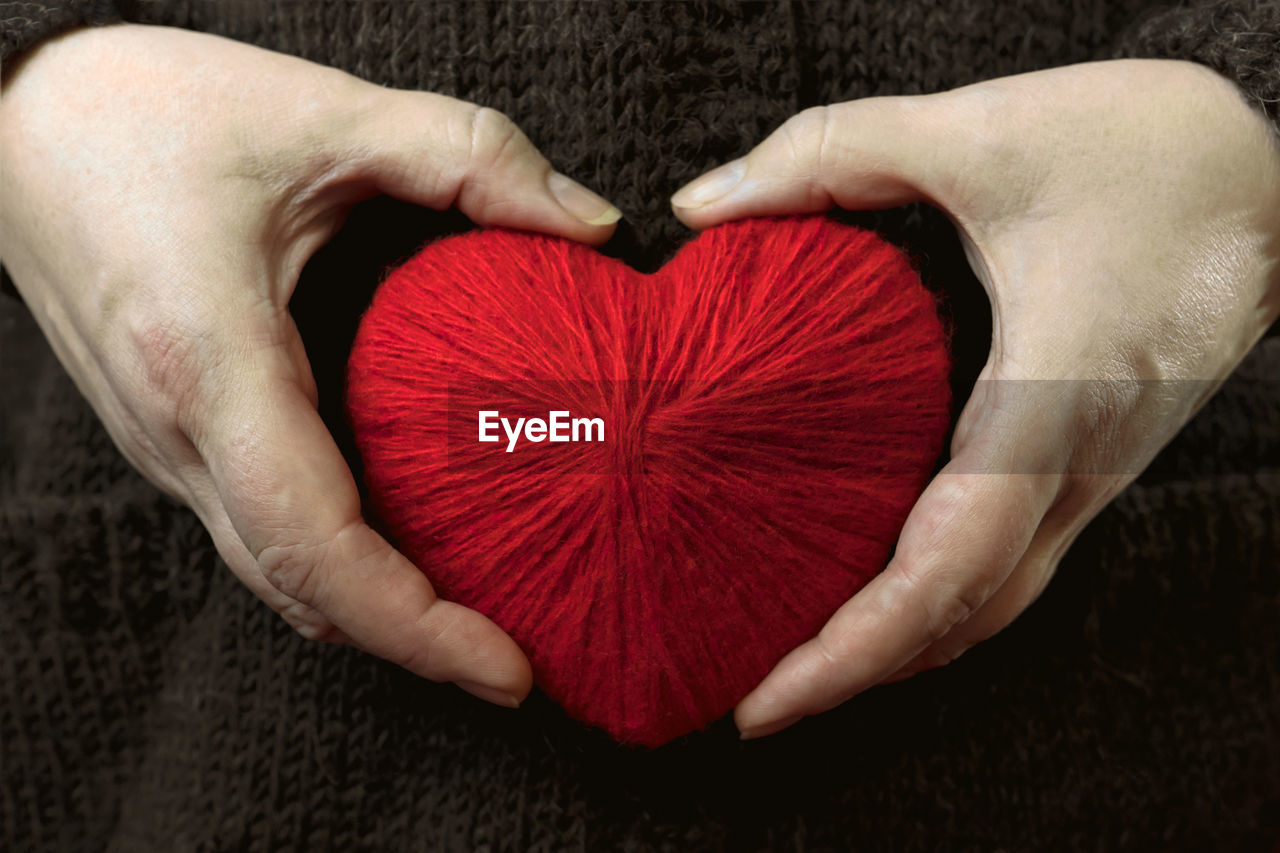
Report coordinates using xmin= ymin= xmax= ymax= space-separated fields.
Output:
xmin=3 ymin=1 xmax=1279 ymax=850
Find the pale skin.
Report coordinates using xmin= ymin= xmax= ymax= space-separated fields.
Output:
xmin=0 ymin=23 xmax=622 ymax=708
xmin=670 ymin=61 xmax=1280 ymax=738
xmin=3 ymin=24 xmax=1278 ymax=735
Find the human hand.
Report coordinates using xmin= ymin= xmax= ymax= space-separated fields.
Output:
xmin=0 ymin=23 xmax=621 ymax=707
xmin=670 ymin=59 xmax=1280 ymax=738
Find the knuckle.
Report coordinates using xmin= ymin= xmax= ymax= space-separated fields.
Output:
xmin=902 ymin=476 xmax=975 ymax=552
xmin=921 ymin=84 xmax=1028 ymax=208
xmin=933 ymin=83 xmax=1014 ymax=154
xmin=778 ymin=105 xmax=830 ymax=175
xmin=293 ymin=65 xmax=363 ymax=131
xmin=128 ymin=316 xmax=227 ymax=442
xmin=277 ymin=600 xmax=340 ymax=644
xmin=897 ymin=560 xmax=985 ymax=644
xmin=464 ymin=105 xmax=525 ymax=169
xmin=257 ymin=534 xmax=328 ymax=605
xmin=391 ymin=603 xmax=468 ymax=678
xmin=925 ymin=587 xmax=981 ymax=643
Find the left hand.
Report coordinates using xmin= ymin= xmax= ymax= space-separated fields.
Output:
xmin=669 ymin=59 xmax=1280 ymax=739
xmin=0 ymin=23 xmax=621 ymax=709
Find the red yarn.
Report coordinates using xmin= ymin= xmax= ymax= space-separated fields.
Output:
xmin=345 ymin=215 xmax=952 ymax=747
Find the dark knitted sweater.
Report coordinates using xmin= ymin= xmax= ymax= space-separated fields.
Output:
xmin=2 ymin=2 xmax=1279 ymax=851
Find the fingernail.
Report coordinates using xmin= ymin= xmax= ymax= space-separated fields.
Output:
xmin=456 ymin=680 xmax=521 ymax=709
xmin=547 ymin=171 xmax=622 ymax=225
xmin=739 ymin=714 xmax=803 ymax=741
xmin=671 ymin=158 xmax=747 ymax=209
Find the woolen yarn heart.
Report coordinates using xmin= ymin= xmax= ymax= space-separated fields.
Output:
xmin=345 ymin=214 xmax=952 ymax=747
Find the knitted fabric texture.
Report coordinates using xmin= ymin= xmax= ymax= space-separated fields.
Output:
xmin=2 ymin=1 xmax=1279 ymax=850
xmin=345 ymin=216 xmax=951 ymax=747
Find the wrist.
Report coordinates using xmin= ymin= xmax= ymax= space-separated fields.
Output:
xmin=1 ymin=0 xmax=126 ymax=83
xmin=2 ymin=21 xmax=138 ymax=99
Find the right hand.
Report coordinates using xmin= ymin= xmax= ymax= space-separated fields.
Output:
xmin=0 ymin=22 xmax=622 ymax=707
xmin=669 ymin=59 xmax=1280 ymax=737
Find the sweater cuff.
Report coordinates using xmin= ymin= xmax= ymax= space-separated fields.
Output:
xmin=1 ymin=0 xmax=122 ymax=73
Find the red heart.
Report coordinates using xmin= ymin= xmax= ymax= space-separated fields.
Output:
xmin=345 ymin=215 xmax=951 ymax=747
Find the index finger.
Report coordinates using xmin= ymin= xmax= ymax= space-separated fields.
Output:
xmin=734 ymin=439 xmax=1061 ymax=737
xmin=185 ymin=335 xmax=532 ymax=705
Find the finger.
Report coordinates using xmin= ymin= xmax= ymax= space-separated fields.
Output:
xmin=877 ymin=541 xmax=1059 ymax=684
xmin=735 ymin=466 xmax=1056 ymax=737
xmin=880 ymin=477 xmax=1116 ymax=684
xmin=185 ymin=476 xmax=358 ymax=647
xmin=181 ymin=329 xmax=532 ymax=707
xmin=670 ymin=96 xmax=954 ymax=228
xmin=734 ymin=390 xmax=1070 ymax=737
xmin=341 ymin=84 xmax=621 ymax=242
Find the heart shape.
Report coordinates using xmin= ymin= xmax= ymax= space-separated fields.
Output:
xmin=345 ymin=215 xmax=952 ymax=746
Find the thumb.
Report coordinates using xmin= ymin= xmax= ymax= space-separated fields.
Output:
xmin=670 ymin=96 xmax=956 ymax=228
xmin=340 ymin=83 xmax=621 ymax=242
